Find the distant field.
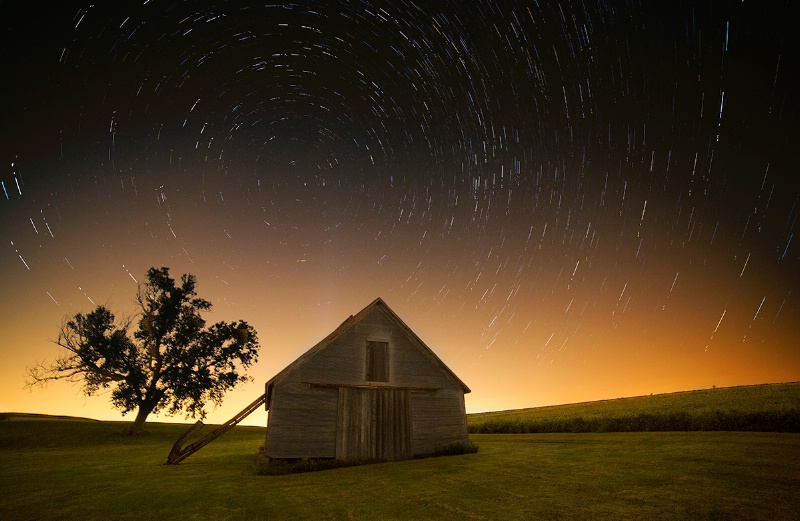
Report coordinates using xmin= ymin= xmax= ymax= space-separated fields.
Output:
xmin=468 ymin=382 xmax=800 ymax=433
xmin=2 ymin=413 xmax=800 ymax=519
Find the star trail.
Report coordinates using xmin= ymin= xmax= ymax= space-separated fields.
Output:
xmin=1 ymin=1 xmax=798 ymax=423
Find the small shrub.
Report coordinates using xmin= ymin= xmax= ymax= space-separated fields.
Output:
xmin=414 ymin=441 xmax=478 ymax=459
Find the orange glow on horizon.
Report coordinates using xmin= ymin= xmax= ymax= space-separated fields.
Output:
xmin=1 ymin=1 xmax=798 ymax=428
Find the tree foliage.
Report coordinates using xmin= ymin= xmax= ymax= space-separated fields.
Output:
xmin=27 ymin=267 xmax=260 ymax=434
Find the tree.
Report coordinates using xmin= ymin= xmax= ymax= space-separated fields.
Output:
xmin=27 ymin=267 xmax=260 ymax=434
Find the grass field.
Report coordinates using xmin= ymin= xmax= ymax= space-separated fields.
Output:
xmin=469 ymin=382 xmax=800 ymax=433
xmin=2 ymin=413 xmax=799 ymax=520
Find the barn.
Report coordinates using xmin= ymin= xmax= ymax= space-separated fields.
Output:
xmin=263 ymin=297 xmax=471 ymax=461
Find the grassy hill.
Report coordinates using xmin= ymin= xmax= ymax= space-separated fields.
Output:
xmin=2 ymin=413 xmax=800 ymax=520
xmin=468 ymin=382 xmax=800 ymax=433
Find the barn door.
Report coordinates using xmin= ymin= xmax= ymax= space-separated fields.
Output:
xmin=336 ymin=388 xmax=412 ymax=461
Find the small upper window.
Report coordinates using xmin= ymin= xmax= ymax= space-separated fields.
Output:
xmin=366 ymin=341 xmax=388 ymax=382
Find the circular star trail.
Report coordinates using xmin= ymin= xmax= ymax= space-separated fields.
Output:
xmin=1 ymin=1 xmax=798 ymax=421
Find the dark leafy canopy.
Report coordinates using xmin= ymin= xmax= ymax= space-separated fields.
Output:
xmin=27 ymin=267 xmax=259 ymax=432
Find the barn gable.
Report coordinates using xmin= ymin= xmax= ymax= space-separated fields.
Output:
xmin=265 ymin=297 xmax=470 ymax=395
xmin=264 ymin=297 xmax=470 ymax=460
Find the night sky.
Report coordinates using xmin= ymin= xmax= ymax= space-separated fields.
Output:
xmin=2 ymin=1 xmax=798 ymax=426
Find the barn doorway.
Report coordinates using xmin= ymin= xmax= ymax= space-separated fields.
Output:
xmin=336 ymin=388 xmax=412 ymax=460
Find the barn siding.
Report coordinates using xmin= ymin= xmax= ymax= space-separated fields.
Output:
xmin=264 ymin=378 xmax=338 ymax=458
xmin=336 ymin=388 xmax=412 ymax=460
xmin=284 ymin=308 xmax=458 ymax=390
xmin=265 ymin=302 xmax=469 ymax=461
xmin=411 ymin=388 xmax=468 ymax=455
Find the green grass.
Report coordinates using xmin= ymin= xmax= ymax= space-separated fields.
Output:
xmin=469 ymin=382 xmax=800 ymax=433
xmin=254 ymin=441 xmax=478 ymax=475
xmin=2 ymin=413 xmax=799 ymax=519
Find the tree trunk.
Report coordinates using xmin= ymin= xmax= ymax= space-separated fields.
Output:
xmin=128 ymin=404 xmax=154 ymax=435
xmin=128 ymin=371 xmax=164 ymax=435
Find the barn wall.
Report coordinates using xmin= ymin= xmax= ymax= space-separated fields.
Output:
xmin=284 ymin=308 xmax=461 ymax=391
xmin=290 ymin=327 xmax=367 ymax=387
xmin=411 ymin=387 xmax=469 ymax=455
xmin=336 ymin=387 xmax=412 ymax=461
xmin=264 ymin=377 xmax=338 ymax=459
xmin=265 ymin=306 xmax=469 ymax=460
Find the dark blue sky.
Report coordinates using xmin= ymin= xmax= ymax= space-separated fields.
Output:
xmin=2 ymin=0 xmax=798 ymax=422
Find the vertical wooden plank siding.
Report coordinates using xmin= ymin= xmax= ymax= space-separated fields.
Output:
xmin=336 ymin=388 xmax=412 ymax=460
xmin=266 ymin=302 xmax=469 ymax=460
xmin=366 ymin=341 xmax=388 ymax=381
xmin=337 ymin=388 xmax=366 ymax=460
xmin=376 ymin=388 xmax=412 ymax=460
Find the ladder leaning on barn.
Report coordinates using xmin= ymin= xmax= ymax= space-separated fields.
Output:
xmin=165 ymin=393 xmax=266 ymax=465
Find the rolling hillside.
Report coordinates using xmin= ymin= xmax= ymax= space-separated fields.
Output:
xmin=468 ymin=382 xmax=800 ymax=433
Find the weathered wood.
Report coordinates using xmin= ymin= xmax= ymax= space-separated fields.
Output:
xmin=366 ymin=341 xmax=388 ymax=381
xmin=165 ymin=393 xmax=266 ymax=464
xmin=264 ymin=298 xmax=469 ymax=461
xmin=336 ymin=388 xmax=412 ymax=460
xmin=165 ymin=420 xmax=204 ymax=463
xmin=411 ymin=389 xmax=469 ymax=454
xmin=308 ymin=382 xmax=438 ymax=392
xmin=265 ymin=381 xmax=338 ymax=459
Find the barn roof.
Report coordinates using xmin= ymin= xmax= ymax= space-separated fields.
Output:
xmin=265 ymin=297 xmax=471 ymax=393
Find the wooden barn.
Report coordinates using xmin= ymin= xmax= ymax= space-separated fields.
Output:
xmin=263 ymin=297 xmax=471 ymax=461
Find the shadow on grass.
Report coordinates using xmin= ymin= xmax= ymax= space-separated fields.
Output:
xmin=254 ymin=441 xmax=478 ymax=475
